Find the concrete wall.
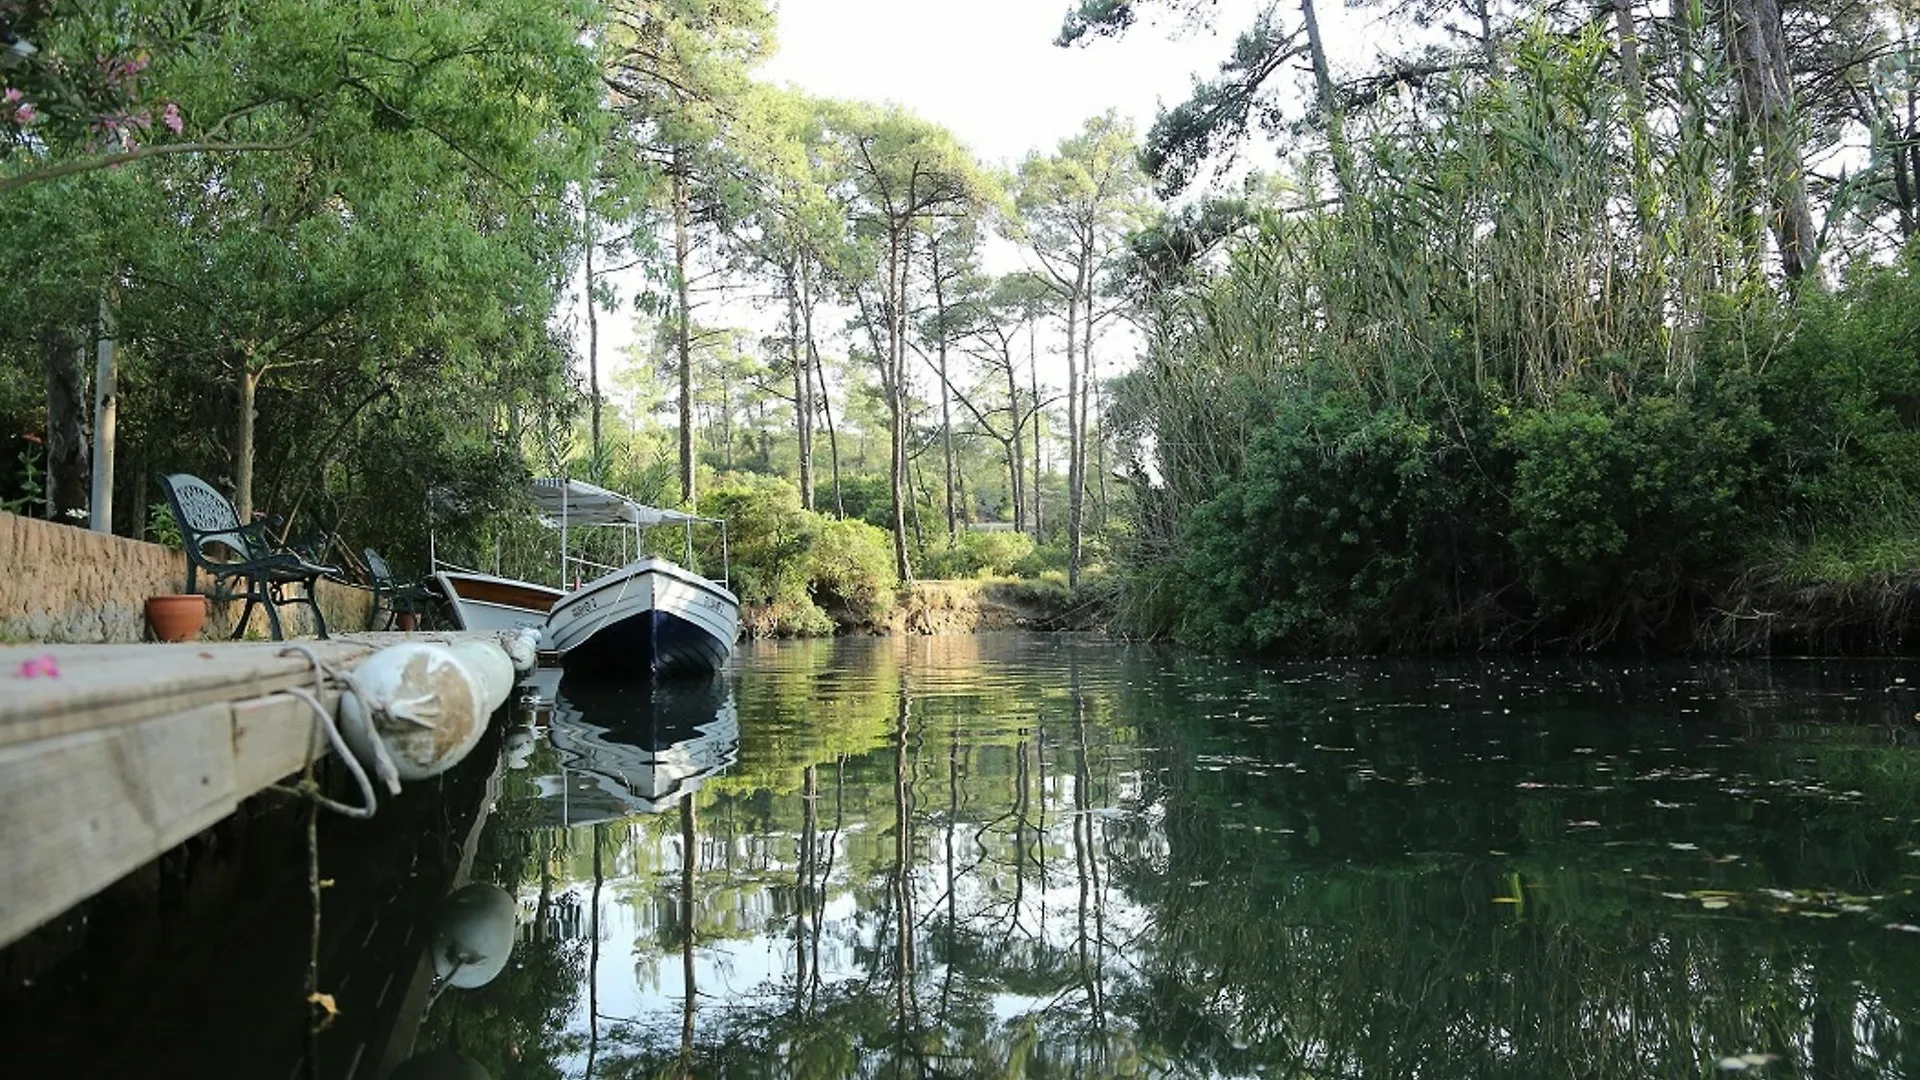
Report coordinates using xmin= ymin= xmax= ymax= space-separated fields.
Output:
xmin=0 ymin=511 xmax=373 ymax=643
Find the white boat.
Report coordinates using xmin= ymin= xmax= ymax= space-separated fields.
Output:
xmin=545 ymin=556 xmax=738 ymax=676
xmin=432 ymin=570 xmax=564 ymax=637
xmin=432 ymin=478 xmax=738 ymax=678
xmin=531 ymin=674 xmax=740 ymax=825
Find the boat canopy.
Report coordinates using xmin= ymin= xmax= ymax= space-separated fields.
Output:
xmin=529 ymin=478 xmax=711 ymax=528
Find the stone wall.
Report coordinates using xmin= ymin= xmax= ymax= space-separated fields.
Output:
xmin=0 ymin=511 xmax=374 ymax=643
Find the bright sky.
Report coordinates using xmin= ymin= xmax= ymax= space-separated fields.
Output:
xmin=574 ymin=0 xmax=1380 ymax=410
xmin=758 ymin=0 xmax=1273 ymax=167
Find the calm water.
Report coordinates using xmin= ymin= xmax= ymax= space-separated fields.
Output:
xmin=12 ymin=634 xmax=1920 ymax=1077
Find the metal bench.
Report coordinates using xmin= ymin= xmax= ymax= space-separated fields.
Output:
xmin=363 ymin=548 xmax=436 ymax=630
xmin=157 ymin=473 xmax=339 ymax=641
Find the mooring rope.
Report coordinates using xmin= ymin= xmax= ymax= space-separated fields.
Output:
xmin=274 ymin=644 xmax=390 ymax=819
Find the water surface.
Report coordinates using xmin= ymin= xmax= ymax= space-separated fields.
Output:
xmin=11 ymin=634 xmax=1920 ymax=1078
xmin=432 ymin=635 xmax=1920 ymax=1078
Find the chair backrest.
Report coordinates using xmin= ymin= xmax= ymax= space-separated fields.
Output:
xmin=159 ymin=473 xmax=265 ymax=565
xmin=363 ymin=548 xmax=394 ymax=586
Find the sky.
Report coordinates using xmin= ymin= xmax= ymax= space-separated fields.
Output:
xmin=757 ymin=0 xmax=1274 ymax=168
xmin=572 ymin=0 xmax=1373 ymax=409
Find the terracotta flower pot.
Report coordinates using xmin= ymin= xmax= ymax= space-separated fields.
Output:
xmin=146 ymin=594 xmax=209 ymax=642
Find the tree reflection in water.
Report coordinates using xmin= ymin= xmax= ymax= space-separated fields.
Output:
xmin=427 ymin=639 xmax=1920 ymax=1078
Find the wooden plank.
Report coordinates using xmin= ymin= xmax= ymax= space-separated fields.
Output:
xmin=0 ymin=702 xmax=238 ymax=949
xmin=231 ymin=692 xmax=333 ymax=797
xmin=0 ymin=640 xmax=375 ymax=748
xmin=0 ymin=632 xmax=513 ymax=748
xmin=0 ymin=630 xmax=522 ymax=951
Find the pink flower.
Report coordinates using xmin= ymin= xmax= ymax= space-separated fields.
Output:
xmin=15 ymin=655 xmax=59 ymax=679
xmin=161 ymin=101 xmax=182 ymax=135
xmin=3 ymin=88 xmax=20 ymax=104
xmin=14 ymin=103 xmax=33 ymax=125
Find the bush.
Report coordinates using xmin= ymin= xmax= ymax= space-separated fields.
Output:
xmin=1174 ymin=388 xmax=1505 ymax=653
xmin=1503 ymin=375 xmax=1767 ymax=641
xmin=918 ymin=529 xmax=1038 ymax=579
xmin=698 ymin=475 xmax=823 ymax=635
xmin=810 ymin=517 xmax=899 ymax=625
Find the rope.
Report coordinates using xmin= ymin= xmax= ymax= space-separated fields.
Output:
xmin=274 ymin=644 xmax=397 ymax=817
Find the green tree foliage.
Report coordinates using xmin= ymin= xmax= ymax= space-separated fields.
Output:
xmin=1110 ymin=15 xmax=1920 ymax=653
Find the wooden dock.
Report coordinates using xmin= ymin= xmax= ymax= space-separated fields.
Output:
xmin=0 ymin=632 xmax=521 ymax=951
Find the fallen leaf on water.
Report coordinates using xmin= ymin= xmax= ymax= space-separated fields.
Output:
xmin=308 ymin=992 xmax=339 ymax=1017
xmin=1700 ymin=898 xmax=1731 ymax=910
xmin=1492 ymin=897 xmax=1522 ymax=904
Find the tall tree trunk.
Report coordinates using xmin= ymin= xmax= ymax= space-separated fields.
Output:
xmin=91 ymin=291 xmax=116 ymax=535
xmin=1081 ymin=252 xmax=1101 ymax=542
xmin=1470 ymin=0 xmax=1497 ymax=66
xmin=234 ymin=357 xmax=259 ymax=524
xmin=1066 ymin=260 xmax=1086 ymax=589
xmin=1030 ymin=314 xmax=1044 ymax=540
xmin=42 ymin=327 xmax=88 ymax=523
xmin=1300 ymin=0 xmax=1354 ymax=201
xmin=791 ymin=260 xmax=817 ymax=511
xmin=1005 ymin=337 xmax=1027 ymax=534
xmin=816 ymin=341 xmax=844 ymax=517
xmin=1726 ymin=0 xmax=1816 ymax=278
xmin=930 ymin=237 xmax=957 ymax=544
xmin=887 ymin=227 xmax=913 ymax=583
xmin=584 ymin=204 xmax=603 ymax=465
xmin=674 ymin=159 xmax=697 ymax=505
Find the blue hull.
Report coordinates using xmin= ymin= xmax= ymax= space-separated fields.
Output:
xmin=561 ymin=607 xmax=731 ymax=679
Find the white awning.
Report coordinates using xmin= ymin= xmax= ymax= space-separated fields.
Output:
xmin=529 ymin=478 xmax=705 ymax=528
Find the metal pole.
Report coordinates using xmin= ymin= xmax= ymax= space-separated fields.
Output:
xmin=89 ymin=292 xmax=116 ymax=534
xmin=560 ymin=483 xmax=570 ymax=589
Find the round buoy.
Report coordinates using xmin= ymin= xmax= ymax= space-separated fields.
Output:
xmin=448 ymin=640 xmax=514 ymax=716
xmin=432 ymin=883 xmax=518 ymax=989
xmin=338 ymin=643 xmax=487 ymax=787
xmin=504 ymin=726 xmax=535 ymax=770
xmin=498 ymin=627 xmax=540 ymax=674
xmin=389 ymin=1048 xmax=491 ymax=1080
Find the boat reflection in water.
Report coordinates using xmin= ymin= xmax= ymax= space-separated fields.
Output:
xmin=528 ymin=672 xmax=740 ymax=827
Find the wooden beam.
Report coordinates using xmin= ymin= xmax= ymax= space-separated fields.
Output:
xmin=0 ymin=632 xmax=521 ymax=950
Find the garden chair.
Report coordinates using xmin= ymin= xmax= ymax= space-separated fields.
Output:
xmin=158 ymin=473 xmax=339 ymax=641
xmin=364 ymin=547 xmax=437 ymax=630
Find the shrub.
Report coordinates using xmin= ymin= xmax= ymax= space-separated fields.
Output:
xmin=917 ymin=529 xmax=1038 ymax=579
xmin=1503 ymin=377 xmax=1767 ymax=640
xmin=1174 ymin=388 xmax=1503 ymax=652
xmin=698 ymin=475 xmax=822 ymax=633
xmin=811 ymin=517 xmax=899 ymax=625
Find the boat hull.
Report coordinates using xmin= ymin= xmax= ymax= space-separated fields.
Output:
xmin=434 ymin=571 xmax=564 ymax=642
xmin=545 ymin=558 xmax=738 ymax=678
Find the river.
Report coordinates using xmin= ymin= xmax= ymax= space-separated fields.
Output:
xmin=9 ymin=633 xmax=1920 ymax=1077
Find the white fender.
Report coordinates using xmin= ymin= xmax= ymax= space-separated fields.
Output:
xmin=431 ymin=883 xmax=518 ymax=989
xmin=448 ymin=640 xmax=514 ymax=716
xmin=338 ymin=643 xmax=487 ymax=789
xmin=498 ymin=627 xmax=540 ymax=675
xmin=504 ymin=726 xmax=536 ymax=770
